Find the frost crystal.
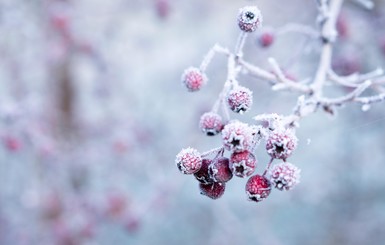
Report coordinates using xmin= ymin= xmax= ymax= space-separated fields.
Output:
xmin=222 ymin=121 xmax=254 ymax=152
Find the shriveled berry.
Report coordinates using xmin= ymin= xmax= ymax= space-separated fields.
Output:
xmin=209 ymin=157 xmax=233 ymax=183
xmin=238 ymin=6 xmax=263 ymax=33
xmin=245 ymin=175 xmax=271 ymax=202
xmin=181 ymin=67 xmax=207 ymax=92
xmin=199 ymin=182 xmax=225 ymax=200
xmin=222 ymin=121 xmax=254 ymax=153
xmin=230 ymin=151 xmax=256 ymax=178
xmin=194 ymin=159 xmax=214 ymax=184
xmin=175 ymin=147 xmax=202 ymax=174
xmin=268 ymin=162 xmax=300 ymax=191
xmin=199 ymin=112 xmax=223 ymax=136
xmin=266 ymin=130 xmax=297 ymax=160
xmin=227 ymin=86 xmax=253 ymax=114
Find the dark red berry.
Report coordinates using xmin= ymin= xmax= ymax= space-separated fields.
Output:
xmin=209 ymin=157 xmax=233 ymax=183
xmin=199 ymin=182 xmax=226 ymax=200
xmin=194 ymin=159 xmax=214 ymax=184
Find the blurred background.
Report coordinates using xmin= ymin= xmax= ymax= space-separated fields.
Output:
xmin=0 ymin=0 xmax=385 ymax=244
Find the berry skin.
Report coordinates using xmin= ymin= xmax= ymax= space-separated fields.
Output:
xmin=258 ymin=31 xmax=274 ymax=48
xmin=230 ymin=151 xmax=256 ymax=178
xmin=209 ymin=157 xmax=233 ymax=183
xmin=194 ymin=159 xmax=214 ymax=184
xmin=237 ymin=6 xmax=263 ymax=33
xmin=227 ymin=86 xmax=253 ymax=114
xmin=268 ymin=162 xmax=300 ymax=191
xmin=199 ymin=112 xmax=223 ymax=136
xmin=181 ymin=67 xmax=207 ymax=92
xmin=245 ymin=175 xmax=271 ymax=202
xmin=266 ymin=130 xmax=297 ymax=160
xmin=222 ymin=121 xmax=254 ymax=153
xmin=175 ymin=147 xmax=202 ymax=174
xmin=199 ymin=182 xmax=226 ymax=200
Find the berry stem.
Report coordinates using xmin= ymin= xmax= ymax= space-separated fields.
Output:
xmin=201 ymin=146 xmax=224 ymax=158
xmin=263 ymin=157 xmax=274 ymax=177
xmin=234 ymin=32 xmax=248 ymax=58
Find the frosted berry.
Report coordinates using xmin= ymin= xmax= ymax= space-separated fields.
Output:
xmin=199 ymin=112 xmax=223 ymax=136
xmin=208 ymin=157 xmax=233 ymax=183
xmin=238 ymin=6 xmax=263 ymax=33
xmin=199 ymin=182 xmax=225 ymax=200
xmin=181 ymin=67 xmax=207 ymax=92
xmin=194 ymin=159 xmax=214 ymax=184
xmin=258 ymin=31 xmax=274 ymax=48
xmin=175 ymin=147 xmax=202 ymax=174
xmin=266 ymin=130 xmax=297 ymax=160
xmin=222 ymin=121 xmax=253 ymax=152
xmin=227 ymin=86 xmax=253 ymax=114
xmin=245 ymin=175 xmax=271 ymax=202
xmin=230 ymin=150 xmax=256 ymax=178
xmin=268 ymin=162 xmax=300 ymax=191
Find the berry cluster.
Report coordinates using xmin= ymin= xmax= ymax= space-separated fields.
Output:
xmin=175 ymin=5 xmax=302 ymax=203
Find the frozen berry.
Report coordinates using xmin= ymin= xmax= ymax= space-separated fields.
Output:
xmin=268 ymin=162 xmax=300 ymax=191
xmin=209 ymin=157 xmax=233 ymax=183
xmin=266 ymin=130 xmax=297 ymax=160
xmin=222 ymin=121 xmax=254 ymax=153
xmin=258 ymin=31 xmax=274 ymax=48
xmin=199 ymin=112 xmax=223 ymax=136
xmin=194 ymin=159 xmax=214 ymax=184
xmin=199 ymin=182 xmax=225 ymax=200
xmin=227 ymin=86 xmax=253 ymax=114
xmin=245 ymin=175 xmax=271 ymax=202
xmin=175 ymin=147 xmax=202 ymax=174
xmin=181 ymin=67 xmax=207 ymax=92
xmin=230 ymin=151 xmax=256 ymax=178
xmin=238 ymin=6 xmax=263 ymax=33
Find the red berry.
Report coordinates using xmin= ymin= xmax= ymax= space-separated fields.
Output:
xmin=268 ymin=162 xmax=301 ymax=191
xmin=194 ymin=159 xmax=214 ymax=184
xmin=199 ymin=112 xmax=223 ymax=136
xmin=175 ymin=147 xmax=202 ymax=174
xmin=3 ymin=136 xmax=22 ymax=152
xmin=199 ymin=182 xmax=225 ymax=200
xmin=245 ymin=175 xmax=271 ymax=202
xmin=209 ymin=157 xmax=233 ymax=183
xmin=227 ymin=86 xmax=253 ymax=114
xmin=230 ymin=151 xmax=256 ymax=178
xmin=266 ymin=130 xmax=297 ymax=160
xmin=258 ymin=31 xmax=274 ymax=48
xmin=222 ymin=121 xmax=254 ymax=153
xmin=181 ymin=67 xmax=207 ymax=92
xmin=238 ymin=6 xmax=263 ymax=33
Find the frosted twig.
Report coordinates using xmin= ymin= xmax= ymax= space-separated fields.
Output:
xmin=319 ymin=80 xmax=372 ymax=106
xmin=354 ymin=92 xmax=385 ymax=104
xmin=201 ymin=147 xmax=224 ymax=158
xmin=328 ymin=68 xmax=384 ymax=87
xmin=200 ymin=44 xmax=230 ymax=72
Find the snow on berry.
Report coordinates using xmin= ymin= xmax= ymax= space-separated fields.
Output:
xmin=194 ymin=159 xmax=214 ymax=184
xmin=175 ymin=147 xmax=202 ymax=174
xmin=222 ymin=121 xmax=254 ymax=152
xmin=237 ymin=6 xmax=263 ymax=33
xmin=266 ymin=130 xmax=297 ymax=160
xmin=199 ymin=182 xmax=226 ymax=200
xmin=245 ymin=175 xmax=271 ymax=202
xmin=208 ymin=157 xmax=233 ymax=183
xmin=181 ymin=67 xmax=207 ymax=92
xmin=227 ymin=86 xmax=253 ymax=114
xmin=230 ymin=150 xmax=256 ymax=178
xmin=268 ymin=162 xmax=300 ymax=191
xmin=199 ymin=112 xmax=223 ymax=136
